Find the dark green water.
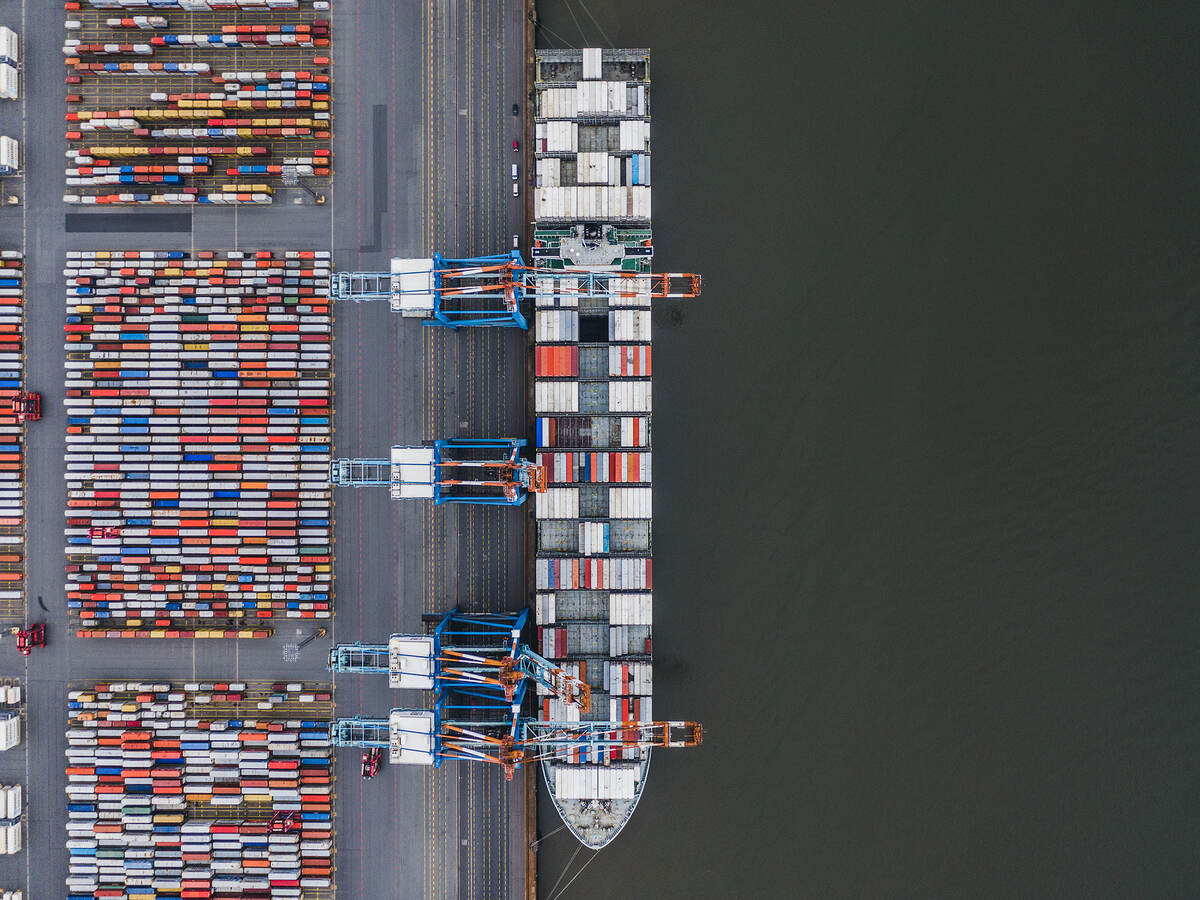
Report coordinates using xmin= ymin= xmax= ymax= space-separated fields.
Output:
xmin=535 ymin=2 xmax=1200 ymax=896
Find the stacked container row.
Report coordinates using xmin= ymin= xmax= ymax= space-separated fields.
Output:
xmin=85 ymin=0 xmax=311 ymax=9
xmin=65 ymin=681 xmax=333 ymax=899
xmin=536 ymin=82 xmax=645 ymax=119
xmin=535 ymin=415 xmax=650 ymax=449
xmin=0 ymin=253 xmax=22 ymax=624
xmin=535 ymin=592 xmax=652 ymax=625
xmin=536 ymin=451 xmax=651 ymax=484
xmin=535 ymin=557 xmax=652 ymax=591
xmin=62 ymin=250 xmax=331 ymax=637
xmin=533 ymin=185 xmax=650 ymax=222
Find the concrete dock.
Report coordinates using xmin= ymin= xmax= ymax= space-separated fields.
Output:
xmin=0 ymin=0 xmax=531 ymax=897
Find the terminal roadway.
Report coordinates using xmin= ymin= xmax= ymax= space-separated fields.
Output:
xmin=0 ymin=0 xmax=530 ymax=897
xmin=331 ymin=1 xmax=528 ymax=899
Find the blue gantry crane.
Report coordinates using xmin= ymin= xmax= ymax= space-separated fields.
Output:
xmin=330 ymin=610 xmax=701 ymax=779
xmin=331 ymin=706 xmax=701 ymax=780
xmin=328 ymin=609 xmax=591 ymax=710
xmin=328 ymin=251 xmax=702 ymax=330
xmin=516 ymin=268 xmax=701 ymax=304
xmin=327 ymin=251 xmax=528 ymax=329
xmin=328 ymin=438 xmax=545 ymax=506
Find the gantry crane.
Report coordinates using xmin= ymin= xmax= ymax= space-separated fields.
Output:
xmin=328 ymin=609 xmax=591 ymax=712
xmin=330 ymin=618 xmax=699 ymax=780
xmin=328 ymin=252 xmax=529 ymax=328
xmin=332 ymin=706 xmax=701 ymax=782
xmin=519 ymin=268 xmax=701 ymax=304
xmin=329 ymin=438 xmax=545 ymax=506
xmin=327 ymin=250 xmax=702 ymax=330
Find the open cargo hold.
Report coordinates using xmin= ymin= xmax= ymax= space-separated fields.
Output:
xmin=64 ymin=681 xmax=334 ymax=898
xmin=62 ymin=250 xmax=332 ymax=637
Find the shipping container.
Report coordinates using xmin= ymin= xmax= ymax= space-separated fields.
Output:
xmin=0 ymin=64 xmax=16 ymax=101
xmin=0 ymin=28 xmax=18 ymax=67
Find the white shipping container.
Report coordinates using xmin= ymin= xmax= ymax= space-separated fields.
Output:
xmin=534 ymin=380 xmax=579 ymax=413
xmin=0 ymin=715 xmax=18 ymax=751
xmin=582 ymin=47 xmax=602 ymax=80
xmin=610 ymin=310 xmax=651 ymax=342
xmin=0 ymin=64 xmax=17 ymax=102
xmin=535 ymin=487 xmax=578 ymax=519
xmin=609 ymin=592 xmax=653 ymax=625
xmin=609 ymin=380 xmax=652 ymax=413
xmin=535 ymin=309 xmax=578 ymax=342
xmin=577 ymin=152 xmax=608 ymax=185
xmin=1 ymin=133 xmax=21 ymax=172
xmin=0 ymin=27 xmax=18 ymax=65
xmin=610 ymin=487 xmax=652 ymax=518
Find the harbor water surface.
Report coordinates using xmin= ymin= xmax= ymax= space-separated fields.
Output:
xmin=535 ymin=1 xmax=1200 ymax=897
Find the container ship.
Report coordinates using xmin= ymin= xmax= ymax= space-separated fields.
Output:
xmin=532 ymin=47 xmax=660 ymax=850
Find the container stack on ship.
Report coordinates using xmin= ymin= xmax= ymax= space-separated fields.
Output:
xmin=532 ymin=47 xmax=658 ymax=849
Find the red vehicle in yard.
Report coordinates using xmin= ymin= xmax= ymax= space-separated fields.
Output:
xmin=15 ymin=623 xmax=44 ymax=656
xmin=361 ymin=748 xmax=382 ymax=779
xmin=10 ymin=392 xmax=39 ymax=423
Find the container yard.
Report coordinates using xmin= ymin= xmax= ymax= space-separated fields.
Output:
xmin=0 ymin=0 xmax=698 ymax=893
xmin=62 ymin=250 xmax=332 ymax=637
xmin=64 ymin=680 xmax=334 ymax=899
xmin=63 ymin=0 xmax=331 ymax=206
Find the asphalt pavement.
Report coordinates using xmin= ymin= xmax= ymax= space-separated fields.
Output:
xmin=0 ymin=0 xmax=531 ymax=897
